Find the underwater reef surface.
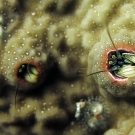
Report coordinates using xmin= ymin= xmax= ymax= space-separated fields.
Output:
xmin=1 ymin=0 xmax=135 ymax=135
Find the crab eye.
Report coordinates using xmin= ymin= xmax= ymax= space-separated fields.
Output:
xmin=17 ymin=64 xmax=39 ymax=83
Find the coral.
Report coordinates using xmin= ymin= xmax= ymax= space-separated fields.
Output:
xmin=0 ymin=0 xmax=135 ymax=135
xmin=104 ymin=112 xmax=135 ymax=135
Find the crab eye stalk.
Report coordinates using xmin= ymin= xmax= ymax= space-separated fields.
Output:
xmin=17 ymin=64 xmax=39 ymax=83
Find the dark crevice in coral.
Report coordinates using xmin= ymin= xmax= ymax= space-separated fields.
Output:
xmin=0 ymin=126 xmax=12 ymax=135
xmin=47 ymin=62 xmax=79 ymax=83
xmin=62 ymin=0 xmax=78 ymax=15
xmin=45 ymin=0 xmax=78 ymax=15
xmin=118 ymin=97 xmax=135 ymax=104
xmin=0 ymin=104 xmax=10 ymax=112
xmin=3 ymin=114 xmax=36 ymax=128
xmin=57 ymin=97 xmax=69 ymax=109
xmin=45 ymin=2 xmax=57 ymax=14
xmin=57 ymin=40 xmax=69 ymax=55
xmin=64 ymin=0 xmax=77 ymax=14
xmin=18 ymin=130 xmax=38 ymax=135
xmin=89 ymin=128 xmax=110 ymax=135
xmin=42 ymin=58 xmax=79 ymax=85
xmin=13 ymin=0 xmax=26 ymax=13
xmin=44 ymin=108 xmax=75 ymax=134
xmin=0 ymin=83 xmax=12 ymax=97
xmin=44 ymin=118 xmax=69 ymax=131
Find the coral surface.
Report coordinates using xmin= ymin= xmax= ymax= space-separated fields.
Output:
xmin=0 ymin=0 xmax=135 ymax=135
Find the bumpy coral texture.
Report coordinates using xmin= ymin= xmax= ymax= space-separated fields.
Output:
xmin=0 ymin=0 xmax=135 ymax=135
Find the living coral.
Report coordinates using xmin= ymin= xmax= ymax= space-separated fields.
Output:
xmin=0 ymin=0 xmax=135 ymax=135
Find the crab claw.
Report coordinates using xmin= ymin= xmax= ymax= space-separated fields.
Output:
xmin=115 ymin=65 xmax=135 ymax=78
xmin=122 ymin=53 xmax=135 ymax=64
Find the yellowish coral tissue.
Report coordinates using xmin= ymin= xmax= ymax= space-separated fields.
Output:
xmin=0 ymin=0 xmax=135 ymax=135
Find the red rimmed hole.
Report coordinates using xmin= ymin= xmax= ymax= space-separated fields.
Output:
xmin=17 ymin=64 xmax=36 ymax=80
xmin=101 ymin=44 xmax=135 ymax=84
xmin=107 ymin=50 xmax=135 ymax=78
xmin=15 ymin=61 xmax=44 ymax=87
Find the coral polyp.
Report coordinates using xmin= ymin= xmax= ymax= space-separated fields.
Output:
xmin=75 ymin=96 xmax=111 ymax=133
